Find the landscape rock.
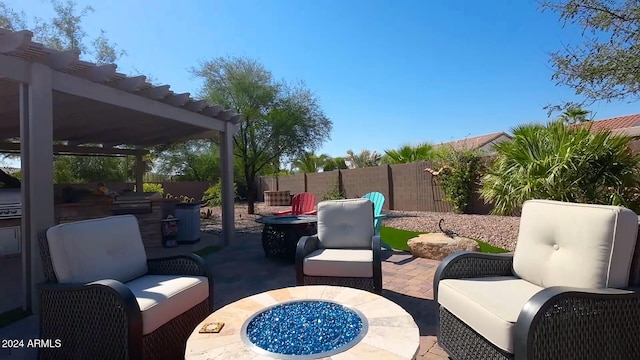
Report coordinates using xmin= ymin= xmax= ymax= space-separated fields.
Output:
xmin=407 ymin=233 xmax=480 ymax=260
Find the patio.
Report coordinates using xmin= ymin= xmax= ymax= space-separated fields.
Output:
xmin=0 ymin=229 xmax=448 ymax=360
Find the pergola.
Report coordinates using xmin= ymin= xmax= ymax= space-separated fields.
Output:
xmin=0 ymin=29 xmax=240 ymax=312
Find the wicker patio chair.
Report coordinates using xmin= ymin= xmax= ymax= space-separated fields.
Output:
xmin=38 ymin=215 xmax=214 ymax=360
xmin=295 ymin=198 xmax=382 ymax=294
xmin=433 ymin=199 xmax=640 ymax=360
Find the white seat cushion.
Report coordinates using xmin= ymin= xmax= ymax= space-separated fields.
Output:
xmin=304 ymin=249 xmax=373 ymax=278
xmin=513 ymin=200 xmax=638 ymax=289
xmin=125 ymin=275 xmax=209 ymax=335
xmin=438 ymin=276 xmax=544 ymax=353
xmin=46 ymin=215 xmax=148 ymax=283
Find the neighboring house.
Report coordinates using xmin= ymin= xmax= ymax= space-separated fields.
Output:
xmin=435 ymin=132 xmax=512 ymax=154
xmin=571 ymin=113 xmax=640 ymax=153
xmin=572 ymin=113 xmax=640 ymax=135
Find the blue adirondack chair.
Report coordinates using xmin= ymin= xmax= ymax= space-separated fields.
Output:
xmin=362 ymin=192 xmax=390 ymax=249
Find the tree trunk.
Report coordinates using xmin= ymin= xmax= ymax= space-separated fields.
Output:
xmin=247 ymin=187 xmax=256 ymax=214
xmin=246 ymin=173 xmax=257 ymax=214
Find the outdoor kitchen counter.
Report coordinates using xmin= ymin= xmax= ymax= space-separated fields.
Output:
xmin=54 ymin=198 xmax=179 ymax=248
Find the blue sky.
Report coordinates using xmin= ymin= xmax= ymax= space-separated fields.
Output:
xmin=9 ymin=0 xmax=640 ymax=158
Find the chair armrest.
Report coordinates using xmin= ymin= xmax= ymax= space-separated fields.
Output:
xmin=433 ymin=251 xmax=514 ymax=300
xmin=374 ymin=214 xmax=387 ymax=220
xmin=274 ymin=209 xmax=292 ymax=215
xmin=372 ymin=235 xmax=382 ymax=293
xmin=39 ymin=280 xmax=143 ymax=359
xmin=147 ymin=254 xmax=214 ymax=310
xmin=372 ymin=235 xmax=382 ymax=257
xmin=296 ymin=235 xmax=320 ymax=284
xmin=514 ymin=286 xmax=640 ymax=360
xmin=147 ymin=254 xmax=209 ymax=277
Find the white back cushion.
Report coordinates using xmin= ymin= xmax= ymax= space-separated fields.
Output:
xmin=513 ymin=200 xmax=638 ymax=289
xmin=317 ymin=199 xmax=374 ymax=249
xmin=46 ymin=215 xmax=148 ymax=283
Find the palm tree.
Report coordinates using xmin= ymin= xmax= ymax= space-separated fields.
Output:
xmin=345 ymin=149 xmax=382 ymax=168
xmin=480 ymin=120 xmax=640 ymax=215
xmin=291 ymin=151 xmax=329 ymax=173
xmin=381 ymin=143 xmax=434 ymax=164
xmin=559 ymin=107 xmax=591 ymax=125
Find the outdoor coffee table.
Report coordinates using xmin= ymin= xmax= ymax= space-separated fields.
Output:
xmin=185 ymin=285 xmax=420 ymax=359
xmin=255 ymin=215 xmax=318 ymax=263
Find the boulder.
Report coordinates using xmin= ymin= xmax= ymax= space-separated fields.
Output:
xmin=407 ymin=233 xmax=480 ymax=261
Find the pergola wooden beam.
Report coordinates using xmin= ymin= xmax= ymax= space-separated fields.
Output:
xmin=52 ymin=72 xmax=226 ymax=131
xmin=0 ymin=142 xmax=148 ymax=156
xmin=136 ymin=84 xmax=171 ymax=100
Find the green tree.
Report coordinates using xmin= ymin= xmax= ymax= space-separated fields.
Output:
xmin=345 ymin=149 xmax=381 ymax=168
xmin=191 ymin=56 xmax=332 ymax=214
xmin=53 ymin=156 xmax=131 ymax=183
xmin=323 ymin=156 xmax=348 ymax=171
xmin=541 ymin=0 xmax=640 ymax=111
xmin=480 ymin=120 xmax=640 ymax=215
xmin=0 ymin=0 xmax=124 ymax=64
xmin=153 ymin=140 xmax=221 ymax=182
xmin=291 ymin=151 xmax=329 ymax=173
xmin=558 ymin=107 xmax=592 ymax=125
xmin=381 ymin=143 xmax=435 ymax=164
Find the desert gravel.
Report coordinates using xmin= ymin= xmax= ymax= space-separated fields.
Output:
xmin=201 ymin=203 xmax=521 ymax=251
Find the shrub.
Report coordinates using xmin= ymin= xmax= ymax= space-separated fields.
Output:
xmin=142 ymin=183 xmax=164 ymax=194
xmin=322 ymin=180 xmax=345 ymax=200
xmin=480 ymin=120 xmax=640 ymax=215
xmin=427 ymin=146 xmax=483 ymax=213
xmin=202 ymin=182 xmax=237 ymax=207
xmin=133 ymin=183 xmax=164 ymax=194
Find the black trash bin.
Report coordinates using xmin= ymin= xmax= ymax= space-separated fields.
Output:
xmin=161 ymin=216 xmax=180 ymax=248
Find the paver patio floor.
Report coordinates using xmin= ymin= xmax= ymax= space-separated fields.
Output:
xmin=0 ymin=230 xmax=448 ymax=359
xmin=209 ymin=231 xmax=447 ymax=359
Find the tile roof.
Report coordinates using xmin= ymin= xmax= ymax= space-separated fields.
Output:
xmin=574 ymin=113 xmax=640 ymax=131
xmin=435 ymin=132 xmax=511 ymax=151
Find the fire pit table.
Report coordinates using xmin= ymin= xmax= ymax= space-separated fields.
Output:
xmin=255 ymin=215 xmax=318 ymax=263
xmin=185 ymin=285 xmax=420 ymax=359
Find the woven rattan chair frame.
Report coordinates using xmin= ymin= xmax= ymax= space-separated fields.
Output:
xmin=37 ymin=231 xmax=214 ymax=360
xmin=433 ymin=251 xmax=640 ymax=360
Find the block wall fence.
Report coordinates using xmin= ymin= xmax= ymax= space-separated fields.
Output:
xmin=259 ymin=138 xmax=640 ymax=214
xmin=257 ymin=161 xmax=492 ymax=214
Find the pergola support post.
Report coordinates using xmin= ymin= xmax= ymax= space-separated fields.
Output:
xmin=220 ymin=122 xmax=235 ymax=246
xmin=135 ymin=152 xmax=145 ymax=193
xmin=20 ymin=63 xmax=55 ymax=314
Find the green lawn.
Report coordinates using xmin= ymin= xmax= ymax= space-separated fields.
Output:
xmin=379 ymin=226 xmax=509 ymax=253
xmin=193 ymin=245 xmax=221 ymax=257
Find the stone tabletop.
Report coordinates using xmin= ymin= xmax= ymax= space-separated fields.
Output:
xmin=185 ymin=285 xmax=420 ymax=359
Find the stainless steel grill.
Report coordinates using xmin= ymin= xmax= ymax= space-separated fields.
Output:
xmin=0 ymin=189 xmax=21 ymax=219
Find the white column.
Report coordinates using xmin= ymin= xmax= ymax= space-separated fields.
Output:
xmin=220 ymin=122 xmax=235 ymax=246
xmin=20 ymin=63 xmax=55 ymax=313
xmin=135 ymin=152 xmax=144 ymax=193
